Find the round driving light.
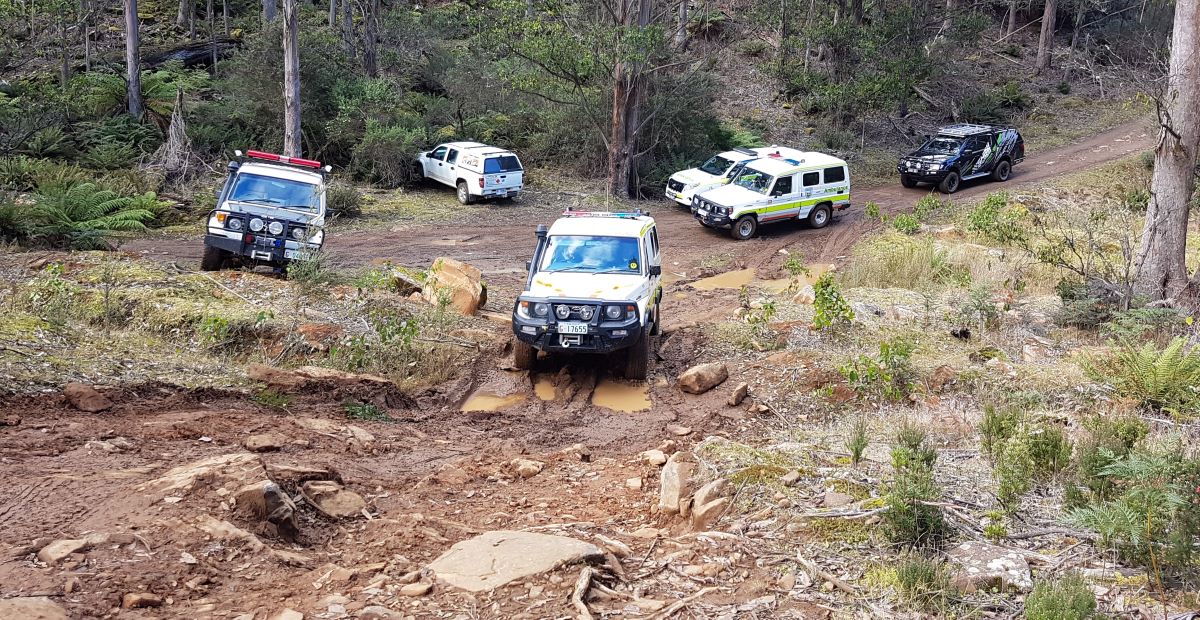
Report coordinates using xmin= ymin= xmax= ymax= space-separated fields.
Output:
xmin=249 ymin=217 xmax=265 ymax=232
xmin=226 ymin=217 xmax=244 ymax=231
xmin=605 ymin=305 xmax=623 ymax=320
xmin=291 ymin=227 xmax=306 ymax=240
xmin=554 ymin=305 xmax=571 ymax=320
xmin=267 ymin=221 xmax=285 ymax=236
xmin=579 ymin=306 xmax=594 ymax=321
xmin=533 ymin=303 xmax=550 ymax=317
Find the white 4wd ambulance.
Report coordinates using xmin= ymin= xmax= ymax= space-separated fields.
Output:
xmin=417 ymin=142 xmax=524 ymax=204
xmin=692 ymin=151 xmax=851 ymax=240
xmin=665 ymin=146 xmax=806 ymax=207
xmin=511 ymin=211 xmax=663 ymax=380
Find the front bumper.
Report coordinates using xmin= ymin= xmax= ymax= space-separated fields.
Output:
xmin=898 ymin=162 xmax=949 ymax=182
xmin=665 ymin=188 xmax=692 ymax=206
xmin=694 ymin=206 xmax=732 ymax=229
xmin=511 ymin=304 xmax=643 ymax=354
xmin=205 ymin=231 xmax=320 ymax=264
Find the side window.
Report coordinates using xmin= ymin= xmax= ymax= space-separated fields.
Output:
xmin=966 ymin=136 xmax=987 ymax=152
xmin=430 ymin=146 xmax=447 ymax=160
xmin=770 ymin=176 xmax=793 ymax=196
xmin=823 ymin=166 xmax=845 ymax=184
xmin=727 ymin=162 xmax=746 ymax=179
xmin=446 ymin=149 xmax=459 ymax=164
xmin=802 ymin=171 xmax=820 ymax=187
xmin=649 ymin=228 xmax=660 ymax=258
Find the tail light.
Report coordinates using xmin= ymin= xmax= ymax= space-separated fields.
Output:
xmin=478 ymin=177 xmax=484 ymax=188
xmin=245 ymin=150 xmax=322 ymax=169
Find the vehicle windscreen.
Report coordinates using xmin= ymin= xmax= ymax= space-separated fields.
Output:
xmin=732 ymin=168 xmax=773 ymax=194
xmin=698 ymin=155 xmax=733 ymax=176
xmin=921 ymin=138 xmax=962 ymax=154
xmin=540 ymin=235 xmax=642 ymax=274
xmin=484 ymin=155 xmax=522 ymax=173
xmin=228 ymin=173 xmax=320 ymax=211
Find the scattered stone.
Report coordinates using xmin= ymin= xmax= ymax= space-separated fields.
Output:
xmin=821 ymin=490 xmax=855 ymax=508
xmin=63 ymin=383 xmax=112 ymax=412
xmin=2 ymin=414 xmax=20 ymax=426
xmin=296 ymin=322 xmax=344 ymax=352
xmin=180 ymin=551 xmax=198 ymax=565
xmin=301 ymin=480 xmax=367 ymax=519
xmin=270 ymin=610 xmax=304 ymax=620
xmin=947 ymin=541 xmax=1033 ymax=593
xmin=37 ymin=533 xmax=108 ymax=564
xmin=1022 ymin=337 xmax=1053 ymax=363
xmin=791 ymin=286 xmax=815 ymax=305
xmin=195 ymin=515 xmax=265 ymax=551
xmin=779 ymin=470 xmax=802 ymax=486
xmin=400 ymin=582 xmax=432 ymax=597
xmin=140 ymin=452 xmax=267 ymax=497
xmin=928 ymin=365 xmax=957 ymax=392
xmin=625 ymin=477 xmax=643 ymax=490
xmin=640 ymin=449 xmax=667 ymax=466
xmin=357 ymin=606 xmax=403 ymax=620
xmin=677 ymin=362 xmax=729 ymax=394
xmin=122 ymin=593 xmax=162 ymax=609
xmin=690 ymin=497 xmax=730 ymax=531
xmin=984 ymin=357 xmax=1015 ymax=377
xmin=426 ymin=530 xmax=604 ymax=592
xmin=666 ymin=424 xmax=692 ymax=436
xmin=778 ymin=571 xmax=797 ymax=591
xmin=0 ymin=597 xmax=69 ymax=620
xmin=243 ymin=432 xmax=286 ymax=453
xmin=658 ymin=452 xmax=696 ymax=515
xmin=593 ymin=534 xmax=632 ymax=558
xmin=422 ymin=257 xmax=484 ymax=315
xmin=233 ymin=481 xmax=300 ymax=541
xmin=655 ymin=439 xmax=678 ymax=455
xmin=728 ymin=382 xmax=749 ymax=407
xmin=631 ymin=527 xmax=661 ymax=539
xmin=885 ymin=305 xmax=919 ymax=321
xmin=511 ymin=459 xmax=545 ymax=479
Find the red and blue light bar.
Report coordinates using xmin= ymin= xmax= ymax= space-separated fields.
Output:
xmin=243 ymin=150 xmax=323 ymax=170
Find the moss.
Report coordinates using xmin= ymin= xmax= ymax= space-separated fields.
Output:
xmin=0 ymin=311 xmax=50 ymax=339
xmin=828 ymin=478 xmax=873 ymax=501
xmin=862 ymin=565 xmax=899 ymax=591
xmin=728 ymin=464 xmax=789 ymax=486
xmin=800 ymin=517 xmax=873 ymax=544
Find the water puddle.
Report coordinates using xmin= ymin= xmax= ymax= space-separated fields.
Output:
xmin=591 ymin=378 xmax=651 ymax=413
xmin=461 ymin=392 xmax=526 ymax=412
xmin=691 ymin=268 xmax=756 ymax=291
xmin=533 ymin=377 xmax=557 ymax=401
xmin=759 ymin=263 xmax=836 ymax=293
xmin=690 ymin=264 xmax=836 ymax=293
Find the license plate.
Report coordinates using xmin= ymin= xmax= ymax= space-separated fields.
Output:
xmin=557 ymin=322 xmax=588 ymax=334
xmin=697 ymin=209 xmax=708 ymax=218
xmin=284 ymin=249 xmax=300 ymax=259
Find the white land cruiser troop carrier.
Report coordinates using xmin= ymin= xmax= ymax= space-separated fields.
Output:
xmin=665 ymin=146 xmax=806 ymax=207
xmin=510 ymin=211 xmax=663 ymax=380
xmin=416 ymin=142 xmax=524 ymax=204
xmin=692 ymin=151 xmax=850 ymax=240
xmin=202 ymin=150 xmax=331 ymax=272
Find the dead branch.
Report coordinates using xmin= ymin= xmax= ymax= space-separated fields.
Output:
xmin=647 ymin=587 xmax=719 ymax=620
xmin=1006 ymin=527 xmax=1097 ymax=541
xmin=796 ymin=553 xmax=856 ymax=594
xmin=571 ymin=567 xmax=596 ymax=620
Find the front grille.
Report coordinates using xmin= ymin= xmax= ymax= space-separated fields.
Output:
xmin=667 ymin=179 xmax=685 ymax=192
xmin=554 ymin=304 xmax=598 ymax=320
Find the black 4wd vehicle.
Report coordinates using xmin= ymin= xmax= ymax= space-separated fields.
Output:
xmin=898 ymin=124 xmax=1025 ymax=194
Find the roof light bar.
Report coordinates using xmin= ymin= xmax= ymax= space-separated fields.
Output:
xmin=245 ymin=149 xmax=323 ymax=169
xmin=561 ymin=210 xmax=645 ymax=219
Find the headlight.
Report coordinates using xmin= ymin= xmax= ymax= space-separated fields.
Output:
xmin=268 ymin=221 xmax=285 ymax=236
xmin=684 ymin=182 xmax=699 ymax=190
xmin=605 ymin=305 xmax=624 ymax=320
xmin=249 ymin=217 xmax=265 ymax=232
xmin=555 ymin=304 xmax=571 ymax=320
xmin=579 ymin=306 xmax=595 ymax=321
xmin=226 ymin=217 xmax=244 ymax=231
xmin=291 ymin=227 xmax=306 ymax=240
xmin=533 ymin=303 xmax=550 ymax=317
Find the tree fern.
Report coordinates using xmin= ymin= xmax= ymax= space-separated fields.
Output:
xmin=1083 ymin=337 xmax=1200 ymax=417
xmin=29 ymin=183 xmax=155 ymax=250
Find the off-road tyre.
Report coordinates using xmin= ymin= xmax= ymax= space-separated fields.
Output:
xmin=456 ymin=181 xmax=476 ymax=205
xmin=511 ymin=338 xmax=536 ymax=371
xmin=938 ymin=171 xmax=961 ymax=194
xmin=623 ymin=330 xmax=649 ymax=381
xmin=650 ymin=303 xmax=662 ymax=336
xmin=730 ymin=215 xmax=757 ymax=240
xmin=200 ymin=245 xmax=227 ymax=272
xmin=992 ymin=159 xmax=1012 ymax=182
xmin=900 ymin=174 xmax=917 ymax=188
xmin=808 ymin=204 xmax=832 ymax=229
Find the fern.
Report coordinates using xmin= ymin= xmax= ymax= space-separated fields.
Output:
xmin=1083 ymin=337 xmax=1200 ymax=417
xmin=29 ymin=183 xmax=155 ymax=249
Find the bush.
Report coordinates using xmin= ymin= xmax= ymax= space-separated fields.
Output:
xmin=892 ymin=213 xmax=920 ymax=234
xmin=912 ymin=195 xmax=945 ymax=219
xmin=847 ymin=416 xmax=869 ymax=466
xmin=884 ymin=442 xmax=947 ymax=549
xmin=1067 ymin=413 xmax=1148 ymax=506
xmin=1054 ymin=279 xmax=1113 ymax=330
xmin=0 ymin=197 xmax=30 ymax=243
xmin=286 ymin=249 xmax=338 ymax=291
xmin=960 ymin=82 xmax=1031 ymax=123
xmin=1082 ymin=337 xmax=1200 ymax=417
xmin=891 ymin=419 xmax=937 ymax=471
xmin=1025 ymin=574 xmax=1097 ymax=620
xmin=29 ymin=183 xmax=156 ymax=250
xmin=1102 ymin=307 xmax=1184 ymax=342
xmin=735 ymin=39 xmax=771 ymax=57
xmin=840 ymin=338 xmax=916 ymax=403
xmin=812 ymin=272 xmax=854 ymax=329
xmin=816 ymin=125 xmax=855 ymax=150
xmin=865 ymin=201 xmax=881 ymax=220
xmin=326 ymin=181 xmax=364 ymax=218
xmin=840 ymin=232 xmax=958 ymax=289
xmin=980 ymin=404 xmax=1021 ymax=462
xmin=343 ymin=400 xmax=392 ymax=422
xmin=351 ymin=123 xmax=428 ymax=187
xmin=894 ymin=555 xmax=951 ymax=612
xmin=966 ymin=191 xmax=1025 ymax=243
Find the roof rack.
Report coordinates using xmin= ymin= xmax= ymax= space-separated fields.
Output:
xmin=936 ymin=124 xmax=995 ymax=138
xmin=561 ymin=210 xmax=648 ymax=219
xmin=732 ymin=147 xmax=758 ymax=156
xmin=236 ymin=150 xmax=332 ymax=174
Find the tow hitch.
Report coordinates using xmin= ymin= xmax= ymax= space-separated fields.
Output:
xmin=558 ymin=334 xmax=582 ymax=347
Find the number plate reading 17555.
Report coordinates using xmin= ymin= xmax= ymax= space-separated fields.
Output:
xmin=557 ymin=322 xmax=588 ymax=334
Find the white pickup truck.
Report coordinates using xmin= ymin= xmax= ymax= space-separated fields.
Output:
xmin=417 ymin=142 xmax=524 ymax=204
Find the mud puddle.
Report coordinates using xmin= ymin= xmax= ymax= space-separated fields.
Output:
xmin=690 ymin=264 xmax=835 ymax=293
xmin=461 ymin=392 xmax=526 ymax=412
xmin=591 ymin=378 xmax=650 ymax=412
xmin=533 ymin=376 xmax=557 ymax=401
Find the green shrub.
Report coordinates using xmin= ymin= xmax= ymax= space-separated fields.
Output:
xmin=1067 ymin=414 xmax=1148 ymax=507
xmin=343 ymin=400 xmax=392 ymax=422
xmin=994 ymin=431 xmax=1034 ymax=511
xmin=894 ymin=555 xmax=951 ymax=612
xmin=884 ymin=459 xmax=947 ymax=549
xmin=966 ymin=191 xmax=1025 ymax=243
xmin=980 ymin=404 xmax=1021 ymax=462
xmin=960 ymin=82 xmax=1031 ymax=123
xmin=81 ymin=141 xmax=139 ymax=170
xmin=840 ymin=338 xmax=916 ymax=403
xmin=286 ymin=249 xmax=338 ymax=291
xmin=253 ymin=389 xmax=292 ymax=409
xmin=1025 ymin=574 xmax=1096 ymax=620
xmin=840 ymin=232 xmax=959 ymax=289
xmin=735 ymin=39 xmax=771 ymax=57
xmin=21 ymin=264 xmax=81 ymax=327
xmin=1054 ymin=279 xmax=1112 ymax=329
xmin=29 ymin=183 xmax=156 ymax=250
xmin=847 ymin=416 xmax=869 ymax=467
xmin=326 ymin=181 xmax=364 ymax=218
xmin=816 ymin=125 xmax=855 ymax=150
xmin=957 ymin=284 xmax=1001 ymax=330
xmin=812 ymin=272 xmax=854 ymax=329
xmin=913 ymin=195 xmax=945 ymax=219
xmin=891 ymin=419 xmax=937 ymax=471
xmin=1083 ymin=337 xmax=1200 ymax=417
xmin=19 ymin=127 xmax=74 ymax=159
xmin=865 ymin=201 xmax=881 ymax=220
xmin=892 ymin=213 xmax=920 ymax=234
xmin=351 ymin=123 xmax=429 ymax=187
xmin=0 ymin=197 xmax=30 ymax=243
xmin=1102 ymin=307 xmax=1184 ymax=342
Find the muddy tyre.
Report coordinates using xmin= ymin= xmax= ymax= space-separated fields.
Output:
xmin=624 ymin=330 xmax=649 ymax=381
xmin=456 ymin=181 xmax=476 ymax=205
xmin=808 ymin=204 xmax=832 ymax=229
xmin=511 ymin=338 xmax=536 ymax=370
xmin=650 ymin=303 xmax=662 ymax=336
xmin=938 ymin=171 xmax=961 ymax=194
xmin=200 ymin=245 xmax=227 ymax=272
xmin=992 ymin=159 xmax=1012 ymax=182
xmin=730 ymin=215 xmax=757 ymax=240
xmin=900 ymin=174 xmax=917 ymax=188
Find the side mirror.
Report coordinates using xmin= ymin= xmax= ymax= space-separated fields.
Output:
xmin=525 ymin=261 xmax=531 ymax=270
xmin=921 ymin=134 xmax=930 ymax=142
xmin=649 ymin=265 xmax=662 ymax=277
xmin=214 ymin=189 xmax=222 ymax=200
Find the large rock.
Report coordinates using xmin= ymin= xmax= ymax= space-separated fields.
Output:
xmin=243 ymin=433 xmax=285 ymax=453
xmin=300 ymin=480 xmax=367 ymax=518
xmin=422 ymin=257 xmax=484 ymax=316
xmin=0 ymin=597 xmax=69 ymax=620
xmin=658 ymin=452 xmax=697 ymax=515
xmin=234 ymin=481 xmax=300 ymax=541
xmin=37 ymin=533 xmax=108 ymax=564
xmin=247 ymin=364 xmax=391 ymax=391
xmin=947 ymin=541 xmax=1033 ymax=593
xmin=690 ymin=479 xmax=731 ymax=531
xmin=427 ymin=530 xmax=604 ymax=592
xmin=678 ymin=363 xmax=729 ymax=395
xmin=139 ymin=452 xmax=266 ymax=497
xmin=63 ymin=383 xmax=112 ymax=412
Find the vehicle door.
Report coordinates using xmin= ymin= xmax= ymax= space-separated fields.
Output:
xmin=796 ymin=170 xmax=821 ymax=217
xmin=959 ymin=135 xmax=988 ymax=175
xmin=424 ymin=145 xmax=449 ymax=182
xmin=765 ymin=174 xmax=798 ymax=221
xmin=822 ymin=165 xmax=849 ymax=204
xmin=646 ymin=226 xmax=663 ymax=309
xmin=441 ymin=148 xmax=461 ymax=184
xmin=482 ymin=155 xmax=524 ymax=194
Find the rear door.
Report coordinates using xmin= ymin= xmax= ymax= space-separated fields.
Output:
xmin=960 ymin=135 xmax=988 ymax=176
xmin=482 ymin=154 xmax=524 ymax=194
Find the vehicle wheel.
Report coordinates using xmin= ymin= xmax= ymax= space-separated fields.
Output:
xmin=900 ymin=174 xmax=917 ymax=188
xmin=938 ymin=171 xmax=961 ymax=194
xmin=511 ymin=339 xmax=536 ymax=370
xmin=456 ymin=181 xmax=475 ymax=205
xmin=992 ymin=159 xmax=1012 ymax=182
xmin=808 ymin=204 xmax=832 ymax=229
xmin=624 ymin=330 xmax=649 ymax=381
xmin=650 ymin=303 xmax=662 ymax=336
xmin=200 ymin=245 xmax=227 ymax=272
xmin=730 ymin=215 xmax=757 ymax=240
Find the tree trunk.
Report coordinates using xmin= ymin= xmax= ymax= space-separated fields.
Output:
xmin=942 ymin=0 xmax=956 ymax=33
xmin=82 ymin=0 xmax=92 ymax=72
xmin=207 ymin=0 xmax=216 ymax=68
xmin=675 ymin=0 xmax=688 ymax=47
xmin=1069 ymin=0 xmax=1085 ymax=53
xmin=1035 ymin=0 xmax=1056 ymax=73
xmin=282 ymin=0 xmax=302 ymax=157
xmin=177 ymin=0 xmax=190 ymax=28
xmin=362 ymin=0 xmax=378 ymax=77
xmin=124 ymin=0 xmax=143 ymax=118
xmin=263 ymin=0 xmax=276 ymax=22
xmin=222 ymin=0 xmax=228 ymax=36
xmin=341 ymin=0 xmax=353 ymax=57
xmin=1007 ymin=0 xmax=1017 ymax=35
xmin=59 ymin=12 xmax=70 ymax=87
xmin=1138 ymin=0 xmax=1200 ymax=300
xmin=607 ymin=0 xmax=651 ymax=199
xmin=328 ymin=0 xmax=336 ymax=28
